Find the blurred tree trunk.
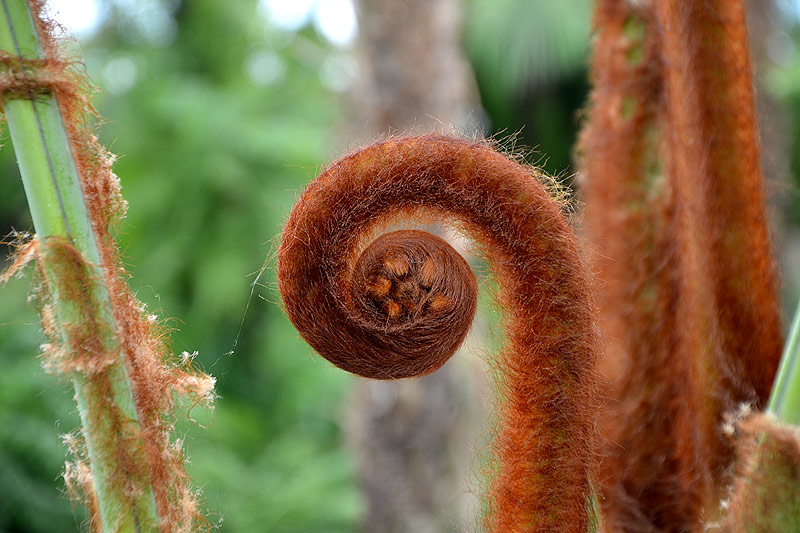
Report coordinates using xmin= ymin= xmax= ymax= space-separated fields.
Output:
xmin=746 ymin=0 xmax=796 ymax=303
xmin=345 ymin=0 xmax=484 ymax=531
xmin=746 ymin=0 xmax=789 ymax=196
xmin=351 ymin=0 xmax=480 ymax=137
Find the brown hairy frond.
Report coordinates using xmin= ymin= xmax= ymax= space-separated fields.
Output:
xmin=655 ymin=0 xmax=783 ymax=517
xmin=581 ymin=0 xmax=783 ymax=530
xmin=579 ymin=2 xmax=690 ymax=531
xmin=278 ymin=134 xmax=601 ymax=532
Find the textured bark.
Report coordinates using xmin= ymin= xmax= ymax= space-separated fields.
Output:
xmin=352 ymin=0 xmax=479 ymax=135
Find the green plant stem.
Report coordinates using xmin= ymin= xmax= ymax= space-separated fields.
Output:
xmin=768 ymin=299 xmax=800 ymax=425
xmin=0 ymin=1 xmax=158 ymax=531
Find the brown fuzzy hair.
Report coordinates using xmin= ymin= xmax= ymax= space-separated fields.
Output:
xmin=654 ymin=0 xmax=782 ymax=398
xmin=655 ymin=0 xmax=783 ymax=518
xmin=580 ymin=0 xmax=783 ymax=530
xmin=579 ymin=2 xmax=686 ymax=530
xmin=278 ymin=134 xmax=601 ymax=531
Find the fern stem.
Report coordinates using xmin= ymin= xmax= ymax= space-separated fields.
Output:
xmin=768 ymin=300 xmax=800 ymax=424
xmin=278 ymin=135 xmax=601 ymax=531
xmin=0 ymin=1 xmax=159 ymax=531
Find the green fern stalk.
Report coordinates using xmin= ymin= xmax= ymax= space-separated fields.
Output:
xmin=0 ymin=1 xmax=159 ymax=530
xmin=768 ymin=300 xmax=800 ymax=425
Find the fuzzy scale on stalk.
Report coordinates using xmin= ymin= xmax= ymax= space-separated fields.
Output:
xmin=278 ymin=134 xmax=601 ymax=532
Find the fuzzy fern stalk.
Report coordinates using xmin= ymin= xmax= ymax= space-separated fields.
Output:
xmin=650 ymin=0 xmax=783 ymax=525
xmin=578 ymin=3 xmax=681 ymax=528
xmin=278 ymin=134 xmax=602 ymax=532
xmin=0 ymin=1 xmax=214 ymax=531
xmin=581 ymin=0 xmax=785 ymax=530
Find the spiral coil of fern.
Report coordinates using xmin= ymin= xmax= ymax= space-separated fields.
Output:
xmin=278 ymin=134 xmax=600 ymax=531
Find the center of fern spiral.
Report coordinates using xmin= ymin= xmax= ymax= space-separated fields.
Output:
xmin=351 ymin=230 xmax=470 ymax=326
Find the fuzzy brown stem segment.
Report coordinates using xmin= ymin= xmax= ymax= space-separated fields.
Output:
xmin=579 ymin=2 xmax=685 ymax=531
xmin=655 ymin=0 xmax=783 ymax=521
xmin=278 ymin=134 xmax=600 ymax=532
xmin=581 ymin=0 xmax=783 ymax=529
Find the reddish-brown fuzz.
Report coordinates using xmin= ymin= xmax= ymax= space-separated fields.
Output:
xmin=278 ymin=134 xmax=601 ymax=532
xmin=580 ymin=2 xmax=688 ymax=531
xmin=656 ymin=0 xmax=782 ymax=524
xmin=581 ymin=0 xmax=783 ymax=530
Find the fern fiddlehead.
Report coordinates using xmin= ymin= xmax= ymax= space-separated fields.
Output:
xmin=278 ymin=134 xmax=600 ymax=531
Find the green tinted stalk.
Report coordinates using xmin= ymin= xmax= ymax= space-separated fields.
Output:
xmin=0 ymin=0 xmax=158 ymax=530
xmin=768 ymin=300 xmax=800 ymax=425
